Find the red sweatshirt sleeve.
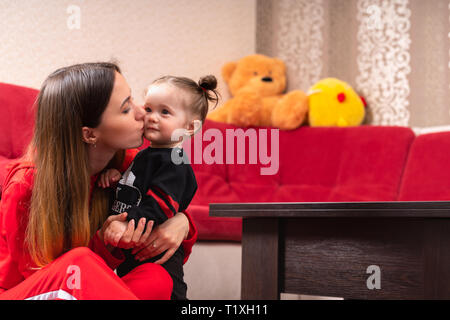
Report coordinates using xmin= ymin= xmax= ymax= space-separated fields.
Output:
xmin=0 ymin=163 xmax=127 ymax=294
xmin=0 ymin=170 xmax=35 ymax=291
xmin=88 ymin=231 xmax=124 ymax=270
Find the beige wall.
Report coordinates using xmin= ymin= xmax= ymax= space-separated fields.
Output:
xmin=0 ymin=0 xmax=256 ymax=104
xmin=257 ymin=0 xmax=450 ymax=127
xmin=3 ymin=0 xmax=450 ymax=128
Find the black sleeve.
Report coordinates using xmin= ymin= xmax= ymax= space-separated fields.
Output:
xmin=125 ymin=198 xmax=168 ymax=226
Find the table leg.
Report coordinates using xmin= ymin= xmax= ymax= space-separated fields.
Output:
xmin=241 ymin=218 xmax=280 ymax=300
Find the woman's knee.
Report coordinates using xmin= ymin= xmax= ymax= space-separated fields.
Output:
xmin=60 ymin=247 xmax=95 ymax=259
xmin=122 ymin=263 xmax=173 ymax=300
xmin=55 ymin=247 xmax=103 ymax=269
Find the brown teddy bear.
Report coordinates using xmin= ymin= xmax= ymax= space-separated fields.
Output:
xmin=207 ymin=54 xmax=308 ymax=130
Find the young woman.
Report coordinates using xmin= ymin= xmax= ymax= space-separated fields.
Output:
xmin=0 ymin=62 xmax=197 ymax=300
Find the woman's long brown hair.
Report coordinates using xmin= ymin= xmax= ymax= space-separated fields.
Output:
xmin=25 ymin=62 xmax=124 ymax=267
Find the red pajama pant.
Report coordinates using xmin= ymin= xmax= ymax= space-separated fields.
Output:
xmin=0 ymin=247 xmax=173 ymax=300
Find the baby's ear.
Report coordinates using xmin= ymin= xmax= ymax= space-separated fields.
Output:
xmin=186 ymin=119 xmax=202 ymax=136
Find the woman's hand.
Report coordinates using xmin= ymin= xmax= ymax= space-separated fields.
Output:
xmin=131 ymin=212 xmax=189 ymax=265
xmin=116 ymin=217 xmax=154 ymax=249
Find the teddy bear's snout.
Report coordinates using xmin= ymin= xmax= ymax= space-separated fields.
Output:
xmin=261 ymin=76 xmax=273 ymax=82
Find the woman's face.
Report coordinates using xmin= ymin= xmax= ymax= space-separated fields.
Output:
xmin=94 ymin=72 xmax=145 ymax=150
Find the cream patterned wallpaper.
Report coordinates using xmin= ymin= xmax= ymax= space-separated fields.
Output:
xmin=274 ymin=0 xmax=325 ymax=92
xmin=356 ymin=0 xmax=412 ymax=126
xmin=3 ymin=0 xmax=449 ymax=127
xmin=257 ymin=0 xmax=450 ymax=127
xmin=0 ymin=0 xmax=256 ymax=104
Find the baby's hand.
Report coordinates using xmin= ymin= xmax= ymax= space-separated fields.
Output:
xmin=103 ymin=219 xmax=128 ymax=247
xmin=98 ymin=168 xmax=121 ymax=188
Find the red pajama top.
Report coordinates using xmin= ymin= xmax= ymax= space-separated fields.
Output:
xmin=0 ymin=149 xmax=198 ymax=293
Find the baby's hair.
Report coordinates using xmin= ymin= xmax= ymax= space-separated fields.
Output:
xmin=151 ymin=75 xmax=220 ymax=123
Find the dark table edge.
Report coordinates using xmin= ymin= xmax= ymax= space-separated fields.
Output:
xmin=209 ymin=201 xmax=450 ymax=218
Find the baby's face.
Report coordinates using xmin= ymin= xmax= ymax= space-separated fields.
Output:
xmin=143 ymin=83 xmax=191 ymax=147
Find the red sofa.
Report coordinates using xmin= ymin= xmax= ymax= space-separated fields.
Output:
xmin=0 ymin=83 xmax=38 ymax=195
xmin=187 ymin=120 xmax=414 ymax=241
xmin=2 ymin=82 xmax=450 ymax=243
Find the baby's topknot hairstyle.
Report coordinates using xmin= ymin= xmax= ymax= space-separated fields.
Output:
xmin=152 ymin=74 xmax=220 ymax=124
xmin=199 ymin=75 xmax=217 ymax=91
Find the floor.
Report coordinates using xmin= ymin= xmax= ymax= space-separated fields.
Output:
xmin=183 ymin=241 xmax=343 ymax=300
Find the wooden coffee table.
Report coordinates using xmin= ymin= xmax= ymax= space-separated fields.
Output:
xmin=209 ymin=201 xmax=450 ymax=300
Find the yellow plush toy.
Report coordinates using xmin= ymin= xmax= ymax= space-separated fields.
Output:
xmin=307 ymin=78 xmax=366 ymax=127
xmin=207 ymin=54 xmax=308 ymax=130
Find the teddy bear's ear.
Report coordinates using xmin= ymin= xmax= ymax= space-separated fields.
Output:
xmin=222 ymin=62 xmax=237 ymax=83
xmin=273 ymin=58 xmax=286 ymax=73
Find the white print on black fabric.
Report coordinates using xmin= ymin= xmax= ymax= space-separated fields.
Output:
xmin=112 ymin=163 xmax=142 ymax=214
xmin=119 ymin=163 xmax=137 ymax=186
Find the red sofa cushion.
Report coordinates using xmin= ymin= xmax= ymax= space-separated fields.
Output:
xmin=398 ymin=132 xmax=450 ymax=200
xmin=187 ymin=121 xmax=415 ymax=241
xmin=275 ymin=126 xmax=415 ymax=202
xmin=0 ymin=83 xmax=38 ymax=195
